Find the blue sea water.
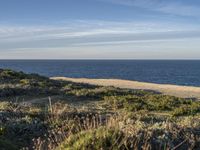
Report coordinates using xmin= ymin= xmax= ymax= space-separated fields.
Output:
xmin=0 ymin=60 xmax=200 ymax=87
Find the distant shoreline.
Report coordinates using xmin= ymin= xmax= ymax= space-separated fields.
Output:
xmin=51 ymin=77 xmax=200 ymax=99
xmin=1 ymin=60 xmax=200 ymax=87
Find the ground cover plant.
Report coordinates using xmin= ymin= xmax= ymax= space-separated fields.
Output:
xmin=0 ymin=69 xmax=200 ymax=150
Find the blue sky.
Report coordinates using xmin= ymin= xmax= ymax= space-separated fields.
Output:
xmin=0 ymin=0 xmax=200 ymax=59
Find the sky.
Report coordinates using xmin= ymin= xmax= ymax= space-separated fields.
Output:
xmin=0 ymin=0 xmax=200 ymax=59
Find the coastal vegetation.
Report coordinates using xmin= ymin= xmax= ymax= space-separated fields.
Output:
xmin=0 ymin=69 xmax=200 ymax=149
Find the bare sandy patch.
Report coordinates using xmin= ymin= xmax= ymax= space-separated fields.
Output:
xmin=51 ymin=77 xmax=200 ymax=99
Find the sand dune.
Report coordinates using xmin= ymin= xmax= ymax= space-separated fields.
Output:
xmin=51 ymin=77 xmax=200 ymax=99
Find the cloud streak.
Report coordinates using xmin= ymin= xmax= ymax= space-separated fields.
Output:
xmin=98 ymin=0 xmax=200 ymax=17
xmin=0 ymin=20 xmax=199 ymax=44
xmin=0 ymin=20 xmax=200 ymax=59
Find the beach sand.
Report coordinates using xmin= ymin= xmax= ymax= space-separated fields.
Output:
xmin=51 ymin=77 xmax=200 ymax=99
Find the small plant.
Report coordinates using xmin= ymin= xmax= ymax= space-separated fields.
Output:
xmin=0 ymin=69 xmax=200 ymax=150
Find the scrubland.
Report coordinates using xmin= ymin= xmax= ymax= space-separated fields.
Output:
xmin=0 ymin=69 xmax=200 ymax=150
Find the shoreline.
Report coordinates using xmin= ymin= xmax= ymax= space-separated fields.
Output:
xmin=51 ymin=77 xmax=200 ymax=99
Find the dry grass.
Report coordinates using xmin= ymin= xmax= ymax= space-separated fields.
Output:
xmin=1 ymin=70 xmax=200 ymax=150
xmin=1 ymin=98 xmax=200 ymax=150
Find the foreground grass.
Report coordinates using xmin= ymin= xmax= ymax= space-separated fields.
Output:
xmin=0 ymin=69 xmax=200 ymax=150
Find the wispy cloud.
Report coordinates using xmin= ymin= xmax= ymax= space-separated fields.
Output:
xmin=0 ymin=20 xmax=200 ymax=56
xmin=2 ymin=38 xmax=200 ymax=59
xmin=0 ymin=20 xmax=198 ymax=44
xmin=98 ymin=0 xmax=200 ymax=17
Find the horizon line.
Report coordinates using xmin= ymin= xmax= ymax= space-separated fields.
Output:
xmin=0 ymin=58 xmax=200 ymax=61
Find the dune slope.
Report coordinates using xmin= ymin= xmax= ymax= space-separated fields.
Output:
xmin=51 ymin=77 xmax=200 ymax=99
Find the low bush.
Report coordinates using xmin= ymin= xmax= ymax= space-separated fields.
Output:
xmin=103 ymin=94 xmax=200 ymax=116
xmin=59 ymin=127 xmax=123 ymax=150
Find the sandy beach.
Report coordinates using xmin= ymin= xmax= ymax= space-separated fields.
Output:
xmin=51 ymin=77 xmax=200 ymax=99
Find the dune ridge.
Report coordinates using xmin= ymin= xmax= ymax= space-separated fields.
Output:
xmin=51 ymin=77 xmax=200 ymax=99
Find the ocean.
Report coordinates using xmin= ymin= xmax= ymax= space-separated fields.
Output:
xmin=0 ymin=60 xmax=200 ymax=87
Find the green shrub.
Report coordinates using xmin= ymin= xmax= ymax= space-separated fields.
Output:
xmin=58 ymin=127 xmax=123 ymax=150
xmin=103 ymin=93 xmax=200 ymax=116
xmin=172 ymin=102 xmax=200 ymax=116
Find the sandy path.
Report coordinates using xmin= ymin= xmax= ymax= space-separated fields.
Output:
xmin=19 ymin=95 xmax=61 ymax=105
xmin=51 ymin=77 xmax=200 ymax=99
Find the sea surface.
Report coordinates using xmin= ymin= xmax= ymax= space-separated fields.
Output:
xmin=0 ymin=60 xmax=200 ymax=87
